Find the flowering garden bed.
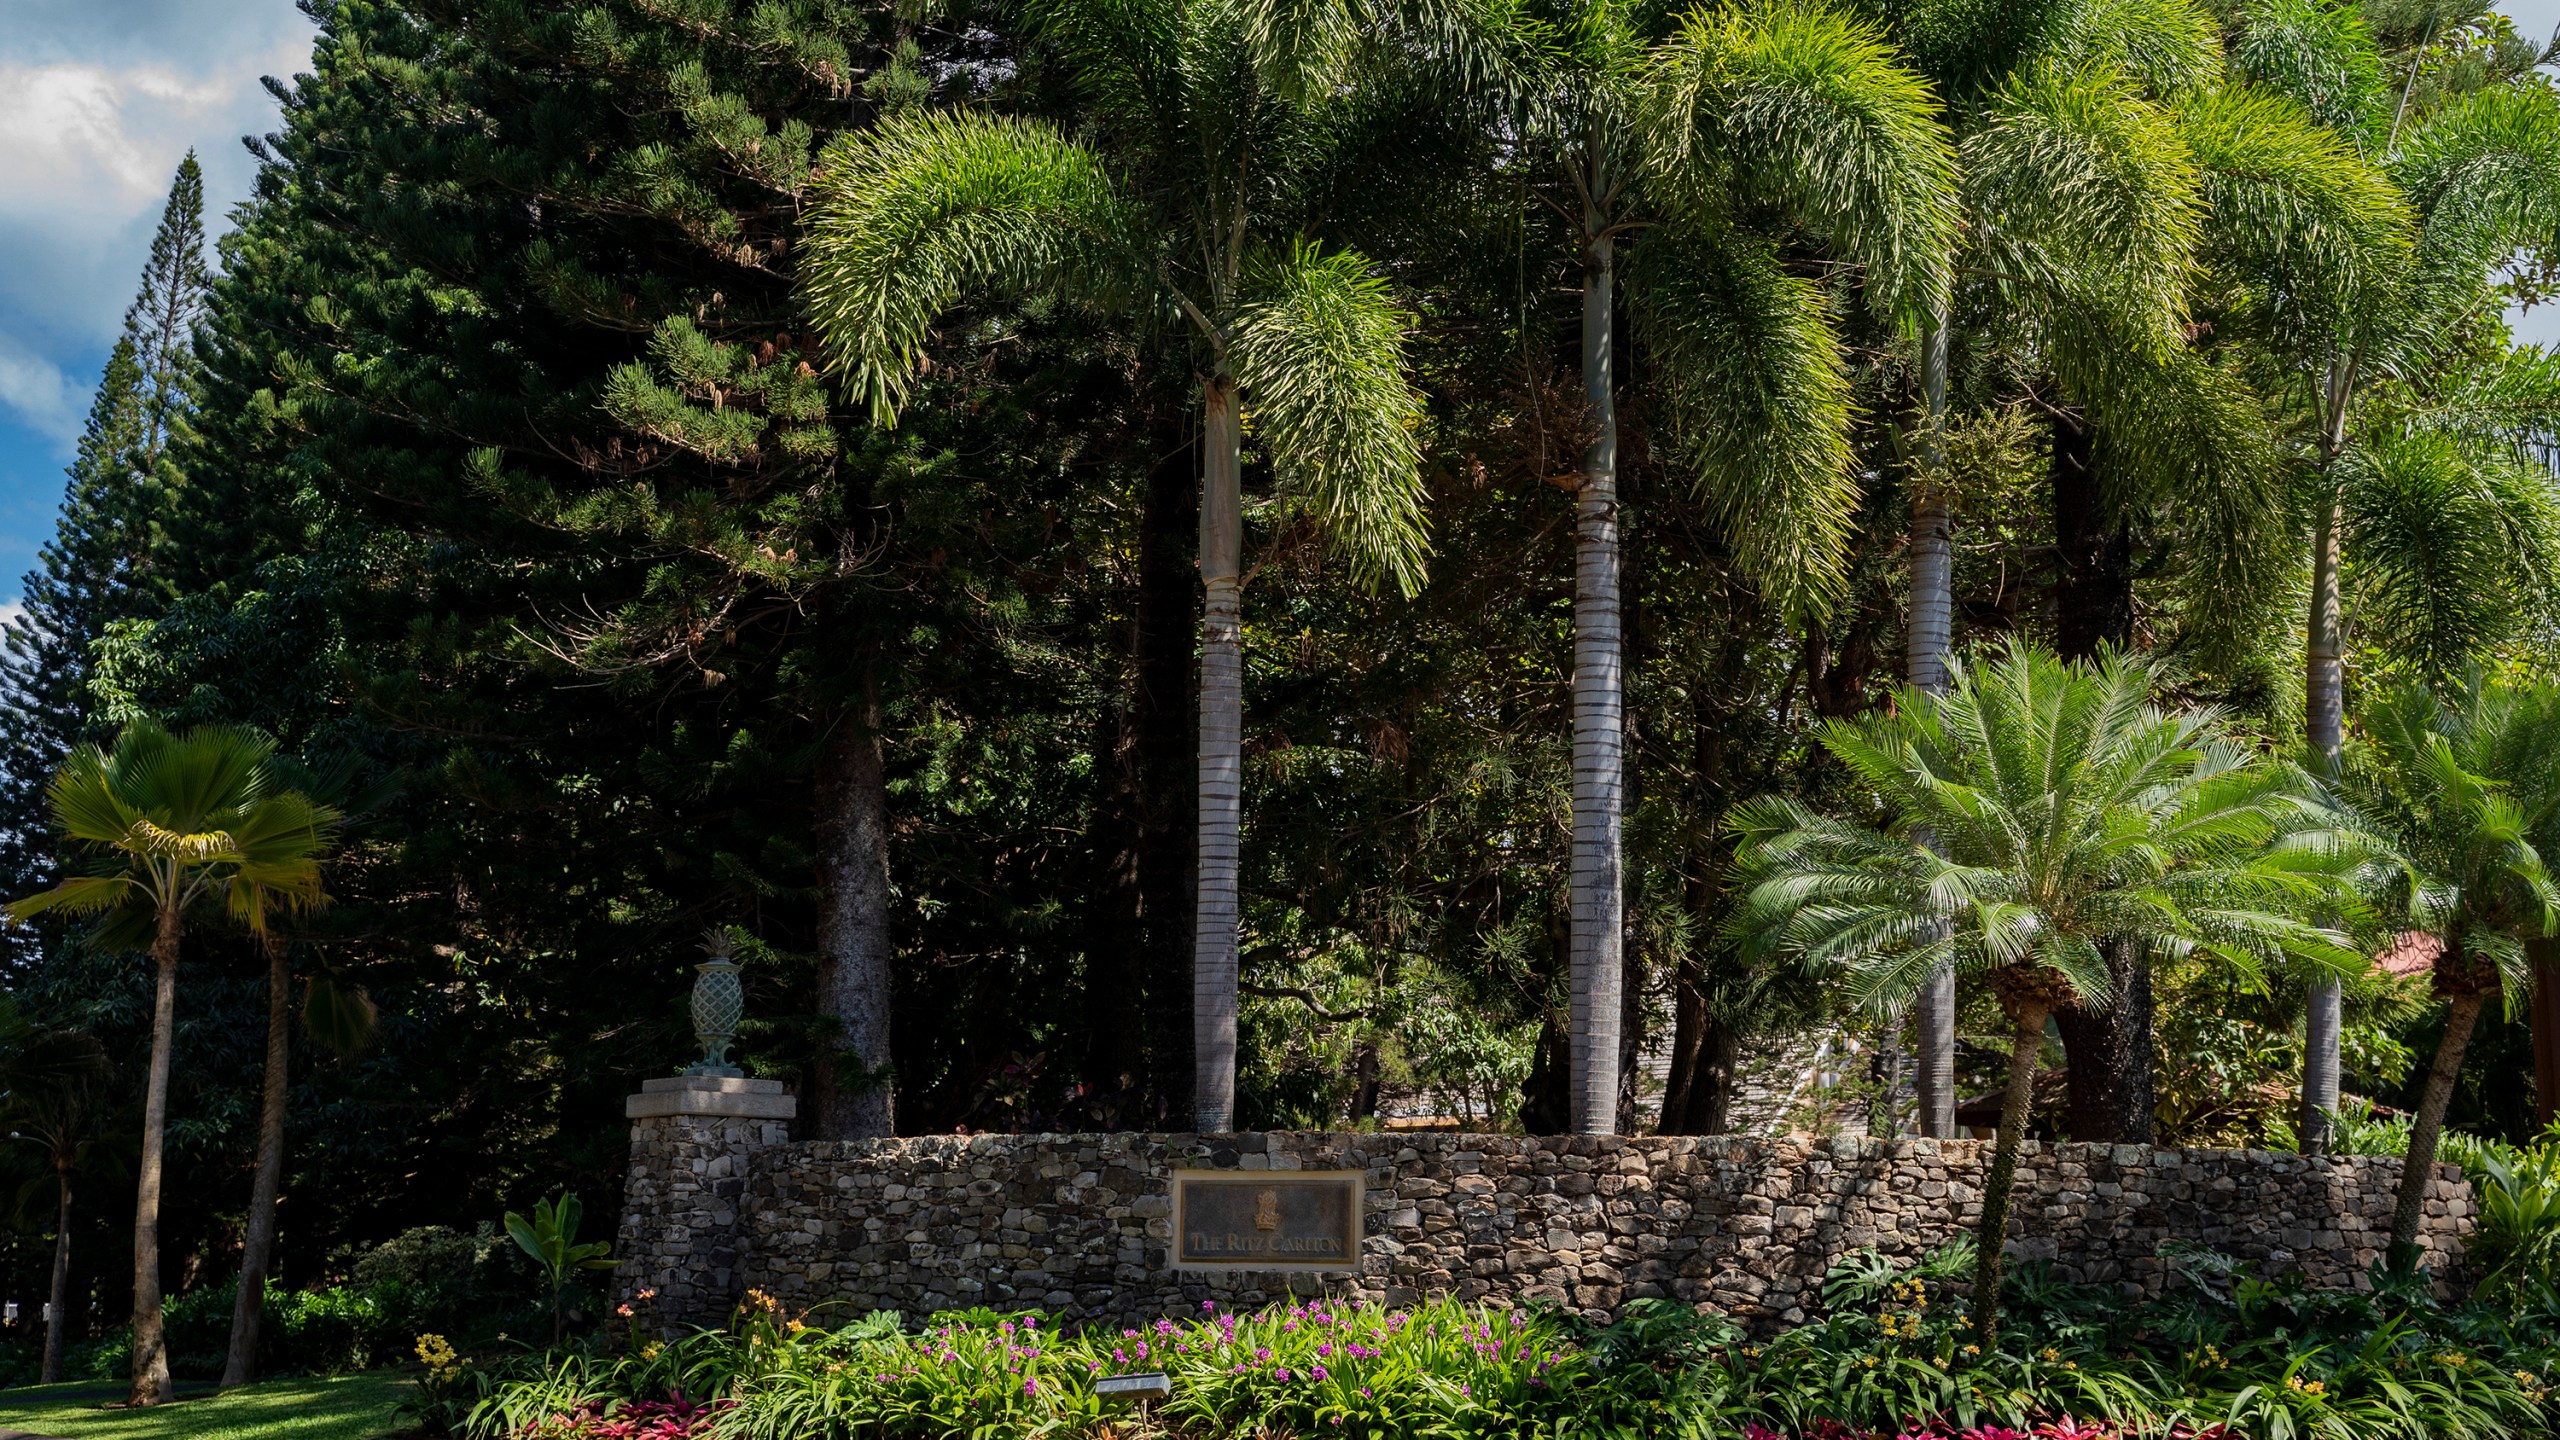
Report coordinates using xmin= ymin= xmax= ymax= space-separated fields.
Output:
xmin=426 ymin=1244 xmax=2560 ymax=1440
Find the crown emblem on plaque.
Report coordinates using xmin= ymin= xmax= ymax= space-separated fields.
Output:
xmin=1254 ymin=1189 xmax=1281 ymax=1231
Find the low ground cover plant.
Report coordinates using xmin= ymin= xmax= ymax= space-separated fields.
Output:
xmin=443 ymin=1241 xmax=2560 ymax=1440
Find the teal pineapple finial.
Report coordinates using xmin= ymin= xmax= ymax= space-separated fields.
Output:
xmin=684 ymin=927 xmax=745 ymax=1078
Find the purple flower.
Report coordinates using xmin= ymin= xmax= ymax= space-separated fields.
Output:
xmin=1203 ymin=1300 xmax=1218 ymax=1313
xmin=1023 ymin=1378 xmax=1039 ymax=1397
xmin=1277 ymin=1369 xmax=1293 ymax=1382
xmin=1312 ymin=1365 xmax=1329 ymax=1381
xmin=1257 ymin=1348 xmax=1272 ymax=1361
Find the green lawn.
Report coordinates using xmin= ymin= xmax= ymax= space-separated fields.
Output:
xmin=0 ymin=1372 xmax=411 ymax=1440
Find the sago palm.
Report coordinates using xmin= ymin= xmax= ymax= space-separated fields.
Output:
xmin=795 ymin=0 xmax=1507 ymax=1130
xmin=4 ymin=721 xmax=336 ymax=1406
xmin=1729 ymin=644 xmax=2361 ymax=1342
xmin=1498 ymin=0 xmax=1957 ymax=1131
xmin=2336 ymin=676 xmax=2560 ymax=1266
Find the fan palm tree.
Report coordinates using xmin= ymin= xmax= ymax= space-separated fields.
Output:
xmin=2336 ymin=676 xmax=2560 ymax=1266
xmin=219 ymin=753 xmax=364 ymax=1388
xmin=2223 ymin=0 xmax=2560 ymax=1149
xmin=4 ymin=721 xmax=336 ymax=1406
xmin=1504 ymin=0 xmax=1957 ymax=1132
xmin=1729 ymin=644 xmax=2362 ymax=1342
xmin=796 ymin=0 xmax=1521 ymax=1129
xmin=0 ymin=1024 xmax=112 ymax=1386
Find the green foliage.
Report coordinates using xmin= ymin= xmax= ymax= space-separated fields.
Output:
xmin=506 ymin=1195 xmax=616 ymax=1345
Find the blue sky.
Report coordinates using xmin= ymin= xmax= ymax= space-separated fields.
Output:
xmin=0 ymin=3 xmax=2554 ymax=616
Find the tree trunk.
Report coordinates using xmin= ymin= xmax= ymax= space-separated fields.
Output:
xmin=1137 ymin=428 xmax=1200 ymax=1124
xmin=2532 ymin=937 xmax=2560 ymax=1132
xmin=1910 ymin=320 xmax=1957 ymax=1140
xmin=2301 ymin=358 xmax=2353 ymax=1151
xmin=2049 ymin=410 xmax=2132 ymax=661
xmin=2056 ymin=940 xmax=2153 ymax=1143
xmin=1569 ymin=201 xmax=1625 ymax=1136
xmin=2389 ymin=982 xmax=2486 ymax=1268
xmin=1689 ymin=1009 xmax=1738 ymax=1135
xmin=42 ymin=1175 xmax=70 ymax=1386
xmin=1661 ymin=968 xmax=1705 ymax=1134
xmin=130 ymin=908 xmax=179 ymax=1406
xmin=813 ymin=692 xmax=895 ymax=1139
xmin=222 ymin=933 xmax=293 ymax=1386
xmin=1973 ymin=1001 xmax=2050 ymax=1347
xmin=1085 ymin=698 xmax=1146 ymax=1094
xmin=1193 ymin=371 xmax=1245 ymax=1132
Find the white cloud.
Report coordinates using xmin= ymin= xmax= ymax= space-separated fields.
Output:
xmin=0 ymin=61 xmax=240 ymax=221
xmin=0 ymin=333 xmax=89 ymax=447
xmin=0 ymin=4 xmax=312 ymax=455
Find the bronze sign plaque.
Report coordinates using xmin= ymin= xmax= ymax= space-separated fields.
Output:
xmin=1171 ymin=1170 xmax=1363 ymax=1270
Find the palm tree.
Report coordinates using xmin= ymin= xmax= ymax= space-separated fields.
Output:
xmin=796 ymin=0 xmax=1505 ymax=1129
xmin=2217 ymin=0 xmax=2560 ymax=1146
xmin=1506 ymin=0 xmax=1956 ymax=1132
xmin=4 ymin=721 xmax=336 ymax=1406
xmin=219 ymin=754 xmax=358 ymax=1389
xmin=1872 ymin=0 xmax=2407 ymax=1133
xmin=1729 ymin=644 xmax=2360 ymax=1343
xmin=0 ymin=1025 xmax=112 ymax=1386
xmin=2337 ymin=677 xmax=2560 ymax=1265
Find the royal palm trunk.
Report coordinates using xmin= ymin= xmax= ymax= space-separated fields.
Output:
xmin=2301 ymin=357 xmax=2354 ymax=1151
xmin=1194 ymin=371 xmax=1245 ymax=1131
xmin=1569 ymin=209 xmax=1625 ymax=1136
xmin=1910 ymin=320 xmax=1957 ymax=1140
xmin=223 ymin=933 xmax=294 ymax=1386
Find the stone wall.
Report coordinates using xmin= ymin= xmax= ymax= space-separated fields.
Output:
xmin=616 ymin=1125 xmax=2472 ymax=1332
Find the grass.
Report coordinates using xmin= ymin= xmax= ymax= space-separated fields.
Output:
xmin=0 ymin=1371 xmax=412 ymax=1439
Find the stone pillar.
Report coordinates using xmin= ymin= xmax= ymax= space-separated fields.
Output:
xmin=614 ymin=1076 xmax=795 ymax=1327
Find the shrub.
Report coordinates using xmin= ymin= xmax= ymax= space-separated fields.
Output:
xmin=451 ymin=1253 xmax=2560 ymax=1440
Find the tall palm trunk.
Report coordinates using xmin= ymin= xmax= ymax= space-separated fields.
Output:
xmin=42 ymin=1172 xmax=71 ymax=1386
xmin=1973 ymin=999 xmax=2050 ymax=1345
xmin=1569 ymin=198 xmax=1625 ymax=1136
xmin=2302 ymin=356 xmax=2354 ymax=1152
xmin=2388 ymin=973 xmax=2486 ymax=1268
xmin=223 ymin=933 xmax=292 ymax=1386
xmin=130 ymin=903 xmax=179 ymax=1406
xmin=814 ymin=693 xmax=895 ymax=1139
xmin=1194 ymin=371 xmax=1244 ymax=1131
xmin=1910 ymin=320 xmax=1957 ymax=1139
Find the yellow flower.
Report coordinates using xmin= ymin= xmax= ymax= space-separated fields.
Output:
xmin=641 ymin=1342 xmax=664 ymax=1361
xmin=2040 ymin=1348 xmax=2061 ymax=1363
xmin=1962 ymin=1345 xmax=1981 ymax=1357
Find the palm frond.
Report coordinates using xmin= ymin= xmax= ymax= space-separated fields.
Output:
xmin=1646 ymin=0 xmax=1960 ymax=317
xmin=800 ymin=110 xmax=1143 ymax=425
xmin=1630 ymin=218 xmax=1859 ymax=624
xmin=1230 ymin=241 xmax=1431 ymax=596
